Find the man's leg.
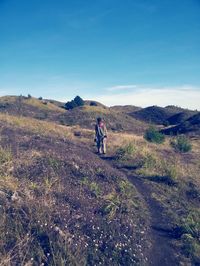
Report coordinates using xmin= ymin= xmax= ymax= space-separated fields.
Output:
xmin=102 ymin=138 xmax=106 ymax=154
xmin=97 ymin=140 xmax=101 ymax=154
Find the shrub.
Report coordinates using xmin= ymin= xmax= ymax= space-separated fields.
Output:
xmin=65 ymin=100 xmax=77 ymax=110
xmin=0 ymin=147 xmax=12 ymax=166
xmin=170 ymin=135 xmax=192 ymax=153
xmin=142 ymin=153 xmax=157 ymax=169
xmin=181 ymin=211 xmax=200 ymax=239
xmin=65 ymin=96 xmax=84 ymax=110
xmin=90 ymin=101 xmax=98 ymax=106
xmin=115 ymin=143 xmax=136 ymax=161
xmin=27 ymin=94 xmax=32 ymax=99
xmin=144 ymin=126 xmax=165 ymax=144
xmin=74 ymin=96 xmax=84 ymax=107
xmin=38 ymin=97 xmax=43 ymax=100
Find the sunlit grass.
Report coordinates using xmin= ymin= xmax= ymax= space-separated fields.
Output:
xmin=24 ymin=97 xmax=65 ymax=113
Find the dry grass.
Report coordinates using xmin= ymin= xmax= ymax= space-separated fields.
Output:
xmin=81 ymin=105 xmax=109 ymax=114
xmin=23 ymin=98 xmax=65 ymax=113
xmin=0 ymin=113 xmax=73 ymax=139
xmin=0 ymin=96 xmax=16 ymax=103
xmin=0 ymin=109 xmax=199 ymax=264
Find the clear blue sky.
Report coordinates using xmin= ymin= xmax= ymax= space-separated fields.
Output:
xmin=1 ymin=0 xmax=200 ymax=108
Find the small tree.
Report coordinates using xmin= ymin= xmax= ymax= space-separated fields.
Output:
xmin=64 ymin=96 xmax=84 ymax=110
xmin=170 ymin=135 xmax=192 ymax=153
xmin=74 ymin=96 xmax=84 ymax=107
xmin=64 ymin=100 xmax=77 ymax=110
xmin=144 ymin=126 xmax=165 ymax=144
xmin=90 ymin=101 xmax=98 ymax=106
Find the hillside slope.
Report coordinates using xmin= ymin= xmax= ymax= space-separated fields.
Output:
xmin=130 ymin=106 xmax=175 ymax=125
xmin=162 ymin=112 xmax=200 ymax=135
xmin=0 ymin=96 xmax=65 ymax=120
xmin=0 ymin=115 xmax=149 ymax=265
xmin=0 ymin=109 xmax=199 ymax=265
xmin=57 ymin=105 xmax=148 ymax=133
xmin=0 ymin=96 xmax=148 ymax=134
xmin=131 ymin=105 xmax=197 ymax=126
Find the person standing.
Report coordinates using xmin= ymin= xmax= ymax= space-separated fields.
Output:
xmin=95 ymin=117 xmax=107 ymax=154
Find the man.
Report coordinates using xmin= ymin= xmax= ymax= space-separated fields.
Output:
xmin=95 ymin=117 xmax=107 ymax=154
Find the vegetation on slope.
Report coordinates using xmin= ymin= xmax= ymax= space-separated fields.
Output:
xmin=0 ymin=114 xmax=149 ymax=265
xmin=110 ymin=134 xmax=200 ymax=265
xmin=162 ymin=113 xmax=200 ymax=136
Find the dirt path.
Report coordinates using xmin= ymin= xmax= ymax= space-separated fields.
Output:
xmin=101 ymin=156 xmax=179 ymax=266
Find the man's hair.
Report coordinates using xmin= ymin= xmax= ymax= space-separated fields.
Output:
xmin=97 ymin=117 xmax=102 ymax=123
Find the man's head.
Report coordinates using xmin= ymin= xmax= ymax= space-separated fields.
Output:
xmin=97 ymin=117 xmax=102 ymax=124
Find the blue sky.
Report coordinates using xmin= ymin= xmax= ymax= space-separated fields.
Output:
xmin=0 ymin=0 xmax=200 ymax=109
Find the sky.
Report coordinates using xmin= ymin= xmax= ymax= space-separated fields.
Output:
xmin=0 ymin=0 xmax=200 ymax=109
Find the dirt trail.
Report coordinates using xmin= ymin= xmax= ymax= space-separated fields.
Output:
xmin=101 ymin=156 xmax=179 ymax=266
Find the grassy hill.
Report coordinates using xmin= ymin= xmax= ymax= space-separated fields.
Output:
xmin=0 ymin=96 xmax=199 ymax=265
xmin=0 ymin=113 xmax=149 ymax=265
xmin=130 ymin=105 xmax=197 ymax=126
xmin=0 ymin=96 xmax=65 ymax=121
xmin=110 ymin=105 xmax=141 ymax=114
xmin=0 ymin=96 xmax=148 ymax=134
xmin=130 ymin=106 xmax=175 ymax=125
xmin=58 ymin=105 xmax=147 ymax=133
xmin=162 ymin=112 xmax=200 ymax=136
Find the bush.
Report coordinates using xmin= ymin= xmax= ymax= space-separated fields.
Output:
xmin=170 ymin=135 xmax=192 ymax=153
xmin=115 ymin=143 xmax=136 ymax=161
xmin=74 ymin=96 xmax=84 ymax=107
xmin=144 ymin=126 xmax=165 ymax=144
xmin=90 ymin=101 xmax=98 ymax=106
xmin=65 ymin=100 xmax=77 ymax=110
xmin=64 ymin=96 xmax=84 ymax=110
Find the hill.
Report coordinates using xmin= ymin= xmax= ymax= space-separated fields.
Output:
xmin=0 ymin=96 xmax=148 ymax=134
xmin=110 ymin=105 xmax=141 ymax=114
xmin=130 ymin=106 xmax=174 ymax=125
xmin=0 ymin=98 xmax=199 ymax=265
xmin=0 ymin=96 xmax=65 ymax=121
xmin=130 ymin=105 xmax=197 ymax=126
xmin=0 ymin=113 xmax=148 ymax=265
xmin=58 ymin=105 xmax=147 ymax=133
xmin=162 ymin=112 xmax=200 ymax=135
